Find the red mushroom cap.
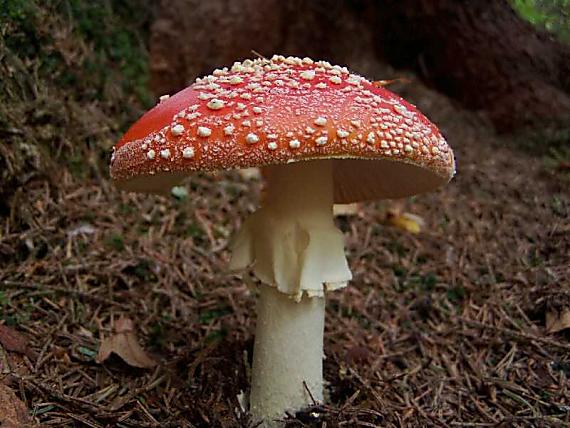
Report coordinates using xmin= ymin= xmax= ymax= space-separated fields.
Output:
xmin=110 ymin=55 xmax=455 ymax=202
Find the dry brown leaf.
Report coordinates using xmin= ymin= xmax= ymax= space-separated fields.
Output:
xmin=386 ymin=210 xmax=425 ymax=234
xmin=96 ymin=317 xmax=157 ymax=369
xmin=0 ymin=382 xmax=34 ymax=427
xmin=546 ymin=308 xmax=570 ymax=333
xmin=0 ymin=325 xmax=37 ymax=361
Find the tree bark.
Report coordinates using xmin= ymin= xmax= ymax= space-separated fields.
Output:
xmin=371 ymin=0 xmax=570 ymax=132
xmin=150 ymin=0 xmax=570 ymax=134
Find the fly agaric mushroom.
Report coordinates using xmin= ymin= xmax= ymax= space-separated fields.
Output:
xmin=110 ymin=55 xmax=455 ymax=426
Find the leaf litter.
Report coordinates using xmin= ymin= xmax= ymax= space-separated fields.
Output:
xmin=0 ymin=382 xmax=34 ymax=428
xmin=0 ymin=12 xmax=568 ymax=425
xmin=0 ymin=325 xmax=37 ymax=361
xmin=97 ymin=317 xmax=157 ymax=369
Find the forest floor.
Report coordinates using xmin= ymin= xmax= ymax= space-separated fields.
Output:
xmin=1 ymin=4 xmax=570 ymax=426
xmin=1 ymin=73 xmax=569 ymax=427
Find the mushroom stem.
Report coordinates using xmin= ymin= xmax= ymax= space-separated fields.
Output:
xmin=251 ymin=284 xmax=325 ymax=425
xmin=229 ymin=160 xmax=352 ymax=424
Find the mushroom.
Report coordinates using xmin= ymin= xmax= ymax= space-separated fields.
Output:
xmin=110 ymin=55 xmax=455 ymax=426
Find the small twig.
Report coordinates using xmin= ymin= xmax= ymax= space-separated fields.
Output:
xmin=372 ymin=77 xmax=412 ymax=87
xmin=451 ymin=415 xmax=570 ymax=426
xmin=250 ymin=50 xmax=268 ymax=60
xmin=456 ymin=316 xmax=570 ymax=351
xmin=1 ymin=280 xmax=124 ymax=308
xmin=108 ymin=371 xmax=165 ymax=412
xmin=11 ymin=373 xmax=115 ymax=418
xmin=0 ymin=344 xmax=11 ymax=373
xmin=302 ymin=380 xmax=317 ymax=406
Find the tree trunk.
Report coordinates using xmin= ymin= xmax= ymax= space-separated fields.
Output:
xmin=150 ymin=0 xmax=569 ymax=134
xmin=371 ymin=0 xmax=570 ymax=132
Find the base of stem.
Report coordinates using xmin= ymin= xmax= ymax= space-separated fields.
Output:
xmin=250 ymin=284 xmax=325 ymax=426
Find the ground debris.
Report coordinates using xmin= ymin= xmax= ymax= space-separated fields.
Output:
xmin=0 ymin=6 xmax=568 ymax=424
xmin=386 ymin=209 xmax=425 ymax=234
xmin=0 ymin=325 xmax=38 ymax=361
xmin=547 ymin=309 xmax=570 ymax=333
xmin=0 ymin=382 xmax=35 ymax=427
xmin=97 ymin=317 xmax=157 ymax=369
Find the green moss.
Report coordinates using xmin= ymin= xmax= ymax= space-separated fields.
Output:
xmin=63 ymin=0 xmax=153 ymax=105
xmin=148 ymin=322 xmax=168 ymax=349
xmin=0 ymin=291 xmax=8 ymax=321
xmin=126 ymin=259 xmax=156 ymax=281
xmin=199 ymin=307 xmax=232 ymax=324
xmin=205 ymin=328 xmax=228 ymax=344
xmin=549 ymin=195 xmax=568 ymax=217
xmin=446 ymin=285 xmax=466 ymax=303
xmin=185 ymin=224 xmax=204 ymax=239
xmin=1 ymin=2 xmax=41 ymax=62
xmin=510 ymin=0 xmax=570 ymax=42
xmin=1 ymin=0 xmax=154 ymax=200
xmin=392 ymin=265 xmax=407 ymax=278
xmin=407 ymin=273 xmax=438 ymax=292
xmin=105 ymin=233 xmax=125 ymax=251
xmin=118 ymin=203 xmax=135 ymax=215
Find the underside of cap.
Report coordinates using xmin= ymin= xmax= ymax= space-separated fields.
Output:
xmin=115 ymin=156 xmax=450 ymax=203
xmin=332 ymin=157 xmax=448 ymax=202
